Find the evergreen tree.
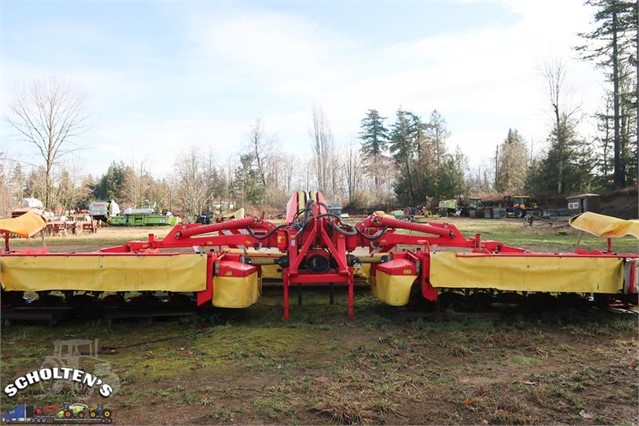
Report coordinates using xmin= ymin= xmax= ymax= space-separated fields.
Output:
xmin=576 ymin=0 xmax=638 ymax=189
xmin=359 ymin=109 xmax=389 ymax=157
xmin=388 ymin=108 xmax=464 ymax=204
xmin=77 ymin=176 xmax=96 ymax=209
xmin=93 ymin=161 xmax=132 ymax=201
xmin=408 ymin=112 xmax=431 ymax=201
xmin=11 ymin=163 xmax=26 ymax=201
xmin=618 ymin=60 xmax=638 ymax=187
xmin=389 ymin=109 xmax=418 ymax=204
xmin=56 ymin=169 xmax=75 ymax=210
xmin=25 ymin=167 xmax=47 ymax=201
xmin=53 ymin=167 xmax=91 ymax=211
xmin=425 ymin=110 xmax=451 ymax=170
xmin=495 ymin=129 xmax=529 ymax=193
xmin=233 ymin=153 xmax=265 ymax=205
xmin=425 ymin=110 xmax=453 ymax=199
xmin=526 ymin=115 xmax=595 ymax=194
xmin=593 ymin=95 xmax=615 ymax=189
xmin=359 ymin=109 xmax=390 ymax=198
xmin=436 ymin=147 xmax=469 ymax=199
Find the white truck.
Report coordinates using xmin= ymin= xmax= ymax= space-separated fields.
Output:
xmin=88 ymin=200 xmax=120 ymax=223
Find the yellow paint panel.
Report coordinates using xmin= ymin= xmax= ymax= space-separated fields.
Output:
xmin=213 ymin=271 xmax=260 ymax=308
xmin=0 ymin=254 xmax=207 ymax=292
xmin=430 ymin=252 xmax=623 ymax=293
xmin=298 ymin=191 xmax=306 ymax=211
xmin=371 ymin=270 xmax=416 ymax=306
xmin=0 ymin=212 xmax=46 ymax=238
xmin=570 ymin=212 xmax=639 ymax=238
xmin=260 ymin=264 xmax=282 ymax=279
xmin=570 ymin=212 xmax=639 ymax=239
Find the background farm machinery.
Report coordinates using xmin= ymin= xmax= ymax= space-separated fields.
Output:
xmin=0 ymin=192 xmax=637 ymax=320
xmin=11 ymin=198 xmax=98 ymax=237
xmin=2 ymin=402 xmax=112 ymax=423
xmin=437 ymin=195 xmax=542 ymax=218
xmin=88 ymin=200 xmax=179 ymax=227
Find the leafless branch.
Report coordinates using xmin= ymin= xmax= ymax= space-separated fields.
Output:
xmin=5 ymin=77 xmax=87 ymax=208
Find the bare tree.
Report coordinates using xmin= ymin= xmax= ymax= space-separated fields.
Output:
xmin=202 ymin=149 xmax=227 ymax=212
xmin=247 ymin=119 xmax=272 ymax=188
xmin=266 ymin=153 xmax=294 ymax=206
xmin=6 ymin=77 xmax=87 ymax=208
xmin=148 ymin=177 xmax=177 ymax=213
xmin=283 ymin=155 xmax=297 ymax=200
xmin=174 ymin=147 xmax=212 ymax=218
xmin=123 ymin=157 xmax=152 ymax=208
xmin=541 ymin=59 xmax=580 ymax=194
xmin=303 ymin=158 xmax=314 ymax=193
xmin=310 ymin=105 xmax=334 ymax=195
xmin=343 ymin=140 xmax=363 ymax=206
xmin=0 ymin=151 xmax=12 ymax=216
xmin=220 ymin=155 xmax=236 ymax=207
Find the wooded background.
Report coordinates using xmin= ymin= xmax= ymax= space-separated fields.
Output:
xmin=1 ymin=0 xmax=636 ymax=218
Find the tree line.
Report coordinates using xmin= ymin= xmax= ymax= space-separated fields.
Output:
xmin=1 ymin=0 xmax=636 ymax=218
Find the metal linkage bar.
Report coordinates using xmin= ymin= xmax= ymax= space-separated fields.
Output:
xmin=367 ymin=214 xmax=455 ymax=238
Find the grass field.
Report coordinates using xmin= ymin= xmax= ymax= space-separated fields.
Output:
xmin=9 ymin=216 xmax=639 ymax=253
xmin=1 ymin=218 xmax=638 ymax=424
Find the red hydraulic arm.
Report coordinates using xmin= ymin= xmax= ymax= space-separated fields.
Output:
xmin=365 ymin=214 xmax=455 ymax=238
xmin=174 ymin=217 xmax=263 ymax=239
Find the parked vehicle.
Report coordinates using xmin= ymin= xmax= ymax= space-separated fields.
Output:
xmin=503 ymin=195 xmax=542 ymax=217
xmin=88 ymin=200 xmax=120 ymax=223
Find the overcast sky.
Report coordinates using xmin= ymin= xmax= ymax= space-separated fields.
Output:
xmin=1 ymin=0 xmax=604 ymax=178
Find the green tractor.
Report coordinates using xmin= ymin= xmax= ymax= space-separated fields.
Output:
xmin=57 ymin=403 xmax=112 ymax=422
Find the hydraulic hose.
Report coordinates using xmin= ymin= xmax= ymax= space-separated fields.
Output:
xmin=176 ymin=216 xmax=259 ymax=239
xmin=372 ymin=215 xmax=453 ymax=238
xmin=330 ymin=222 xmax=358 ymax=236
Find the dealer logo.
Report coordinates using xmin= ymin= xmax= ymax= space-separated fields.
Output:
xmin=4 ymin=339 xmax=120 ymax=399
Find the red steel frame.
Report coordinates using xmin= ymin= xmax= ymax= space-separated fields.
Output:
xmin=2 ymin=193 xmax=638 ymax=319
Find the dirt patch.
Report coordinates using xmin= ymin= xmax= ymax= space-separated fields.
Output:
xmin=2 ymin=305 xmax=637 ymax=425
xmin=599 ymin=187 xmax=638 ymax=219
